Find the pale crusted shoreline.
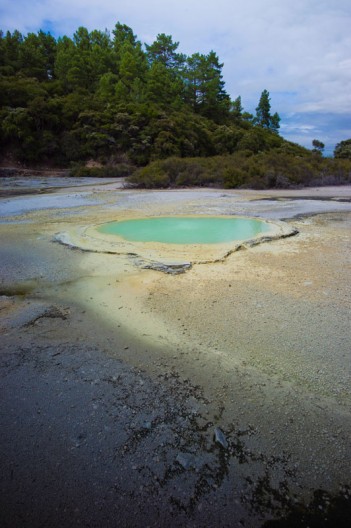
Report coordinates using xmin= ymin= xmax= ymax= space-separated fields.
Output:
xmin=53 ymin=215 xmax=298 ymax=269
xmin=1 ymin=184 xmax=351 ymax=526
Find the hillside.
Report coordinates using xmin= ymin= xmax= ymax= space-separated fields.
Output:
xmin=1 ymin=24 xmax=350 ymax=188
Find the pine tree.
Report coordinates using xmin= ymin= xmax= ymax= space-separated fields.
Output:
xmin=334 ymin=139 xmax=351 ymax=159
xmin=255 ymin=89 xmax=271 ymax=128
xmin=312 ymin=139 xmax=325 ymax=156
xmin=184 ymin=51 xmax=230 ymax=121
xmin=231 ymin=96 xmax=243 ymax=119
xmin=145 ymin=34 xmax=185 ymax=71
xmin=255 ymin=89 xmax=280 ymax=133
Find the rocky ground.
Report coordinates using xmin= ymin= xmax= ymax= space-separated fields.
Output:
xmin=0 ymin=182 xmax=351 ymax=527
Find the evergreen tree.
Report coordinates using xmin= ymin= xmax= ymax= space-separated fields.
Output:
xmin=145 ymin=61 xmax=182 ymax=106
xmin=270 ymin=112 xmax=281 ymax=133
xmin=145 ymin=34 xmax=185 ymax=71
xmin=112 ymin=23 xmax=137 ymax=54
xmin=114 ymin=41 xmax=147 ymax=102
xmin=55 ymin=35 xmax=93 ymax=92
xmin=255 ymin=89 xmax=271 ymax=128
xmin=255 ymin=89 xmax=280 ymax=132
xmin=312 ymin=139 xmax=325 ymax=156
xmin=0 ymin=30 xmax=23 ymax=75
xmin=96 ymin=72 xmax=119 ymax=101
xmin=73 ymin=27 xmax=91 ymax=51
xmin=334 ymin=139 xmax=351 ymax=159
xmin=18 ymin=31 xmax=56 ymax=80
xmin=2 ymin=20 xmax=329 ymax=171
xmin=231 ymin=96 xmax=243 ymax=119
xmin=89 ymin=30 xmax=116 ymax=78
xmin=184 ymin=51 xmax=230 ymax=121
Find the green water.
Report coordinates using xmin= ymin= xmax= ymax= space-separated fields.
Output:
xmin=98 ymin=216 xmax=271 ymax=244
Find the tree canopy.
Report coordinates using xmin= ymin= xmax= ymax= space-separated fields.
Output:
xmin=1 ymin=22 xmax=350 ymax=190
xmin=312 ymin=139 xmax=325 ymax=156
xmin=334 ymin=139 xmax=351 ymax=159
xmin=0 ymin=23 xmax=284 ymax=166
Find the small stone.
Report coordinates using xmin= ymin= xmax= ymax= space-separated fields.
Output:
xmin=176 ymin=452 xmax=193 ymax=470
xmin=214 ymin=427 xmax=228 ymax=449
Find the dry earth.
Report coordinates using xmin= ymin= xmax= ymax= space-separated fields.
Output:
xmin=0 ymin=182 xmax=351 ymax=527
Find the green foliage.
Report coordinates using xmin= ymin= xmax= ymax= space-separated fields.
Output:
xmin=69 ymin=164 xmax=134 ymax=178
xmin=0 ymin=22 xmax=270 ymax=166
xmin=212 ymin=125 xmax=244 ymax=154
xmin=15 ymin=31 xmax=57 ymax=80
xmin=231 ymin=96 xmax=243 ymax=120
xmin=223 ymin=167 xmax=246 ymax=188
xmin=112 ymin=23 xmax=138 ymax=51
xmin=132 ymin=162 xmax=170 ymax=188
xmin=145 ymin=33 xmax=185 ymax=71
xmin=145 ymin=62 xmax=183 ymax=107
xmin=0 ymin=76 xmax=46 ymax=107
xmin=255 ymin=89 xmax=280 ymax=132
xmin=183 ymin=51 xmax=230 ymax=121
xmin=129 ymin=151 xmax=351 ymax=189
xmin=312 ymin=139 xmax=325 ymax=156
xmin=2 ymin=19 xmax=347 ymax=191
xmin=334 ymin=139 xmax=351 ymax=159
xmin=0 ymin=30 xmax=23 ymax=75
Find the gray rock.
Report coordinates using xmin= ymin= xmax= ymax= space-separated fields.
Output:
xmin=176 ymin=452 xmax=194 ymax=470
xmin=142 ymin=261 xmax=192 ymax=275
xmin=214 ymin=427 xmax=228 ymax=449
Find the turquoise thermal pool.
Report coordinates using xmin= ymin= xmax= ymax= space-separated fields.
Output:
xmin=97 ymin=216 xmax=271 ymax=245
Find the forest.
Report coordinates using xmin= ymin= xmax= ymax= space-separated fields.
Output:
xmin=1 ymin=23 xmax=350 ymax=188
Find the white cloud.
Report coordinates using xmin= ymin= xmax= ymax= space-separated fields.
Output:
xmin=1 ymin=0 xmax=351 ymax=151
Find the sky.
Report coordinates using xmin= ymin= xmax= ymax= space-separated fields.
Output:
xmin=1 ymin=0 xmax=351 ymax=155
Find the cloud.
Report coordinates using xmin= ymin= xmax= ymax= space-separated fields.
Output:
xmin=1 ymin=0 xmax=350 ymax=151
xmin=281 ymin=112 xmax=351 ymax=155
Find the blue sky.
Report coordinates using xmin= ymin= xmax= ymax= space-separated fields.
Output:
xmin=1 ymin=0 xmax=350 ymax=155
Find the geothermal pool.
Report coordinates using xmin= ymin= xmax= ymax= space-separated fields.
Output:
xmin=97 ymin=216 xmax=271 ymax=244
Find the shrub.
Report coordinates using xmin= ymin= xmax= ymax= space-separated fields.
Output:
xmin=127 ymin=152 xmax=351 ymax=189
xmin=223 ymin=167 xmax=246 ymax=188
xmin=129 ymin=163 xmax=170 ymax=188
xmin=69 ymin=164 xmax=134 ymax=178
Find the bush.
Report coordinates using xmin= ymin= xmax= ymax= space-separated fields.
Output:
xmin=129 ymin=163 xmax=170 ymax=188
xmin=223 ymin=167 xmax=246 ymax=188
xmin=127 ymin=152 xmax=351 ymax=189
xmin=334 ymin=139 xmax=351 ymax=159
xmin=69 ymin=164 xmax=135 ymax=178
